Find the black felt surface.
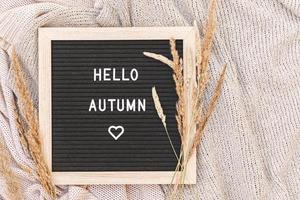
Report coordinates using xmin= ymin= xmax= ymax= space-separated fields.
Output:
xmin=52 ymin=40 xmax=182 ymax=171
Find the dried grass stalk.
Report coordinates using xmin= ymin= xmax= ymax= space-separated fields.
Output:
xmin=170 ymin=39 xmax=186 ymax=144
xmin=152 ymin=87 xmax=179 ymax=160
xmin=201 ymin=0 xmax=217 ymax=72
xmin=0 ymin=139 xmax=22 ymax=200
xmin=144 ymin=42 xmax=186 ymax=144
xmin=14 ymin=105 xmax=34 ymax=175
xmin=10 ymin=49 xmax=56 ymax=198
xmin=143 ymin=52 xmax=174 ymax=69
xmin=14 ymin=104 xmax=30 ymax=156
xmin=188 ymin=64 xmax=226 ymax=159
xmin=152 ymin=87 xmax=167 ymax=127
xmin=189 ymin=0 xmax=220 ymax=156
xmin=144 ymin=0 xmax=226 ymax=197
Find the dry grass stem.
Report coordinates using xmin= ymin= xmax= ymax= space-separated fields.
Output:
xmin=144 ymin=0 xmax=226 ymax=197
xmin=201 ymin=0 xmax=217 ymax=72
xmin=152 ymin=87 xmax=166 ymax=127
xmin=170 ymin=39 xmax=186 ymax=144
xmin=152 ymin=87 xmax=179 ymax=160
xmin=10 ymin=49 xmax=56 ymax=198
xmin=0 ymin=139 xmax=22 ymax=200
xmin=14 ymin=104 xmax=30 ymax=156
xmin=14 ymin=105 xmax=34 ymax=175
xmin=189 ymin=64 xmax=227 ymax=159
xmin=188 ymin=0 xmax=219 ymax=159
xmin=143 ymin=52 xmax=174 ymax=69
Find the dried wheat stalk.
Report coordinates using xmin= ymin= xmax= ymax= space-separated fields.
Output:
xmin=144 ymin=40 xmax=186 ymax=144
xmin=143 ymin=52 xmax=174 ymax=69
xmin=170 ymin=39 xmax=186 ymax=146
xmin=0 ymin=139 xmax=22 ymax=200
xmin=144 ymin=0 xmax=225 ymax=196
xmin=152 ymin=87 xmax=179 ymax=160
xmin=152 ymin=87 xmax=167 ymax=127
xmin=10 ymin=49 xmax=56 ymax=198
xmin=13 ymin=104 xmax=34 ymax=175
xmin=188 ymin=64 xmax=226 ymax=159
xmin=188 ymin=0 xmax=219 ymax=158
xmin=14 ymin=104 xmax=30 ymax=156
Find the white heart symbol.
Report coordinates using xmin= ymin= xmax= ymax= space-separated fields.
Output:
xmin=108 ymin=125 xmax=124 ymax=140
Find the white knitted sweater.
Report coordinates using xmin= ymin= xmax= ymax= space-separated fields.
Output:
xmin=0 ymin=0 xmax=299 ymax=199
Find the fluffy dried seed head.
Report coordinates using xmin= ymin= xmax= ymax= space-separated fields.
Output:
xmin=152 ymin=87 xmax=166 ymax=127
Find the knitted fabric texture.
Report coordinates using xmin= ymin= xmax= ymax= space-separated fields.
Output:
xmin=0 ymin=0 xmax=300 ymax=199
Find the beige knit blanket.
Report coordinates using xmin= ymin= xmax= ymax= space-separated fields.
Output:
xmin=0 ymin=0 xmax=300 ymax=199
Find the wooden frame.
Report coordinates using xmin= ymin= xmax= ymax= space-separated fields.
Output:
xmin=38 ymin=27 xmax=196 ymax=185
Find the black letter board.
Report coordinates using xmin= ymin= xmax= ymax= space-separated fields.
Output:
xmin=39 ymin=27 xmax=196 ymax=184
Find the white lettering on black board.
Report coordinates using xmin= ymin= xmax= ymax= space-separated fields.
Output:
xmin=89 ymin=67 xmax=146 ymax=140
